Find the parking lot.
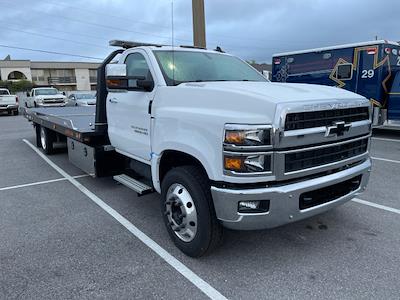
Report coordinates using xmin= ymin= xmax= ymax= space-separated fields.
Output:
xmin=1 ymin=114 xmax=399 ymax=299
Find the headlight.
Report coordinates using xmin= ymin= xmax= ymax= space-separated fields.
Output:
xmin=37 ymin=97 xmax=44 ymax=103
xmin=224 ymin=153 xmax=272 ymax=174
xmin=223 ymin=124 xmax=274 ymax=176
xmin=224 ymin=124 xmax=272 ymax=149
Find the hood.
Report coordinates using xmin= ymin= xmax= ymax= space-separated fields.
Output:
xmin=155 ymin=81 xmax=369 ymax=126
xmin=179 ymin=81 xmax=365 ymax=104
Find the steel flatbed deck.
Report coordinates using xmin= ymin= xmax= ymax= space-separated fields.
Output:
xmin=25 ymin=106 xmax=106 ymax=144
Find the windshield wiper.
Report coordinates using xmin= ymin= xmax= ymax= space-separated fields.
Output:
xmin=184 ymin=79 xmax=229 ymax=83
xmin=195 ymin=79 xmax=228 ymax=82
xmin=176 ymin=79 xmax=258 ymax=85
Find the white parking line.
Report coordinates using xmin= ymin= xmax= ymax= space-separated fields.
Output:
xmin=0 ymin=174 xmax=89 ymax=191
xmin=372 ymin=137 xmax=400 ymax=143
xmin=22 ymin=139 xmax=227 ymax=300
xmin=371 ymin=156 xmax=400 ymax=164
xmin=352 ymin=198 xmax=400 ymax=215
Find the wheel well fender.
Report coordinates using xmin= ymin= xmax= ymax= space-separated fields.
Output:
xmin=152 ymin=150 xmax=210 ymax=193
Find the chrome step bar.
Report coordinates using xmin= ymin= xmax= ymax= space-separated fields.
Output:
xmin=113 ymin=174 xmax=153 ymax=195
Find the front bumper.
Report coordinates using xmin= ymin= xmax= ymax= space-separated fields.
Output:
xmin=211 ymin=159 xmax=371 ymax=230
xmin=0 ymin=104 xmax=18 ymax=110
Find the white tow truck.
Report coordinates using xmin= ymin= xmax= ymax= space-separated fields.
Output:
xmin=0 ymin=88 xmax=19 ymax=115
xmin=25 ymin=40 xmax=372 ymax=257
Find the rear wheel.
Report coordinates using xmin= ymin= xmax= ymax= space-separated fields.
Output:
xmin=161 ymin=166 xmax=223 ymax=257
xmin=38 ymin=126 xmax=55 ymax=154
xmin=35 ymin=125 xmax=41 ymax=147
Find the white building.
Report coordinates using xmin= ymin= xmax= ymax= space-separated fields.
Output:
xmin=0 ymin=58 xmax=101 ymax=91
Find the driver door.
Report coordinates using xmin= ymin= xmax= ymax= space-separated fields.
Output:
xmin=107 ymin=51 xmax=155 ymax=161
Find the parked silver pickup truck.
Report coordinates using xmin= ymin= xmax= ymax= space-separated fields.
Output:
xmin=0 ymin=88 xmax=18 ymax=115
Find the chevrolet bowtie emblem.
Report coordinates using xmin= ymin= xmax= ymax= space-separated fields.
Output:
xmin=325 ymin=121 xmax=352 ymax=137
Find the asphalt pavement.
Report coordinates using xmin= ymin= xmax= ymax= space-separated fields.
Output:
xmin=1 ymin=114 xmax=399 ymax=299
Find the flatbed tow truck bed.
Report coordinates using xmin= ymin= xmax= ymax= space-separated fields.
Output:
xmin=24 ymin=106 xmax=105 ymax=144
xmin=24 ymin=105 xmax=124 ymax=177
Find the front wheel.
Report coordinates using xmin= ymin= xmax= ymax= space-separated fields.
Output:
xmin=161 ymin=166 xmax=223 ymax=257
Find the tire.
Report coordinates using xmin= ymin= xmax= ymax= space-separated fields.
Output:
xmin=34 ymin=102 xmax=38 ymax=108
xmin=35 ymin=125 xmax=41 ymax=148
xmin=161 ymin=166 xmax=223 ymax=257
xmin=38 ymin=126 xmax=55 ymax=154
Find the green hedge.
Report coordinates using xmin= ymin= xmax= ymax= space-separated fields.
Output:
xmin=0 ymin=80 xmax=33 ymax=93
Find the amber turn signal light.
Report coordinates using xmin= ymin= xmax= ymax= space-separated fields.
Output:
xmin=224 ymin=157 xmax=244 ymax=171
xmin=106 ymin=77 xmax=128 ymax=89
xmin=107 ymin=79 xmax=122 ymax=87
xmin=225 ymin=130 xmax=246 ymax=144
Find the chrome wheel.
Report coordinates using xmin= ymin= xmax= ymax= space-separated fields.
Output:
xmin=165 ymin=183 xmax=198 ymax=242
xmin=40 ymin=127 xmax=47 ymax=150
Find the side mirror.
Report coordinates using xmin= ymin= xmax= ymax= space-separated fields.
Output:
xmin=106 ymin=64 xmax=153 ymax=92
xmin=106 ymin=64 xmax=128 ymax=90
xmin=26 ymin=92 xmax=30 ymax=97
xmin=62 ymin=91 xmax=66 ymax=96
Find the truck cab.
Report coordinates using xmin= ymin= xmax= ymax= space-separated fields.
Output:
xmin=26 ymin=40 xmax=372 ymax=257
xmin=272 ymin=40 xmax=400 ymax=127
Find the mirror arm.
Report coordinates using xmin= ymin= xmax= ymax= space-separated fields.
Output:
xmin=136 ymin=79 xmax=154 ymax=92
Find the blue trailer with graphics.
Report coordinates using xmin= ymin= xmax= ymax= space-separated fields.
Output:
xmin=272 ymin=40 xmax=400 ymax=127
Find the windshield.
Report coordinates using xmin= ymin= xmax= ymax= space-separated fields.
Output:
xmin=76 ymin=94 xmax=95 ymax=100
xmin=0 ymin=90 xmax=10 ymax=95
xmin=153 ymin=50 xmax=267 ymax=86
xmin=35 ymin=88 xmax=59 ymax=96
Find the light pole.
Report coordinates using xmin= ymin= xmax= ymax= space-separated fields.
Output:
xmin=192 ymin=0 xmax=206 ymax=48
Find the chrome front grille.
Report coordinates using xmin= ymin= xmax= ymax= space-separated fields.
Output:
xmin=274 ymin=102 xmax=371 ymax=181
xmin=285 ymin=107 xmax=369 ymax=131
xmin=284 ymin=138 xmax=369 ymax=173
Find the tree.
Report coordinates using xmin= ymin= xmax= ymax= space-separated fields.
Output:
xmin=0 ymin=80 xmax=33 ymax=93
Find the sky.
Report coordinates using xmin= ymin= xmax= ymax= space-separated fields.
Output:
xmin=0 ymin=0 xmax=399 ymax=63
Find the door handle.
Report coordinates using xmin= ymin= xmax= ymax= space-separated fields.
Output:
xmin=109 ymin=98 xmax=118 ymax=103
